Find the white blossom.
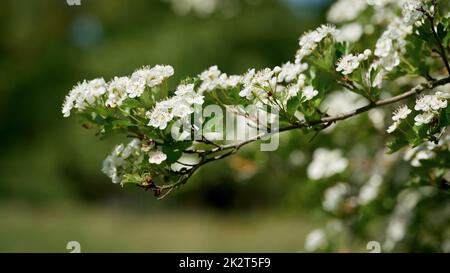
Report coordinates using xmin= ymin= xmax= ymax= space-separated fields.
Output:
xmin=430 ymin=96 xmax=447 ymax=111
xmin=305 ymin=229 xmax=328 ymax=252
xmin=412 ymin=150 xmax=435 ymax=166
xmin=148 ymin=150 xmax=167 ymax=164
xmin=175 ymin=83 xmax=204 ymax=106
xmin=62 ymin=91 xmax=77 ymax=118
xmin=302 ymin=86 xmax=319 ymax=101
xmin=357 ymin=174 xmax=383 ymax=205
xmin=337 ymin=23 xmax=364 ymax=42
xmin=336 ymin=50 xmax=371 ymax=75
xmin=122 ymin=138 xmax=141 ymax=159
xmin=127 ymin=74 xmax=146 ymax=98
xmin=322 ymin=182 xmax=350 ymax=212
xmin=435 ymin=91 xmax=450 ymax=100
xmin=182 ymin=91 xmax=205 ymax=105
xmin=221 ymin=75 xmax=242 ymax=88
xmin=380 ymin=51 xmax=400 ymax=71
xmin=286 ymin=74 xmax=307 ymax=99
xmin=198 ymin=65 xmax=222 ymax=93
xmin=172 ymin=100 xmax=194 ymax=118
xmin=62 ymin=78 xmax=107 ymax=117
xmin=129 ymin=65 xmax=174 ymax=98
xmin=146 ymin=103 xmax=174 ymax=130
xmin=321 ymin=90 xmax=367 ymax=116
xmin=415 ymin=95 xmax=432 ymax=112
xmin=403 ymin=138 xmax=450 ymax=167
xmin=368 ymin=109 xmax=386 ymax=130
xmin=374 ymin=18 xmax=412 ymax=71
xmin=392 ymin=105 xmax=412 ymax=121
xmin=106 ymin=76 xmax=130 ymax=108
xmin=102 ymin=153 xmax=122 ymax=184
xmin=413 ymin=91 xmax=449 ymax=126
xmin=384 ymin=188 xmax=432 ymax=251
xmin=414 ymin=112 xmax=434 ymax=126
xmin=101 ymin=139 xmax=144 ymax=184
xmin=415 ymin=93 xmax=449 ymax=112
xmin=367 ymin=0 xmax=397 ymax=7
xmin=402 ymin=0 xmax=427 ymax=26
xmin=239 ymin=68 xmax=274 ymax=100
xmin=277 ymin=62 xmax=307 ymax=83
xmin=327 ymin=0 xmax=367 ymax=23
xmin=375 ymin=37 xmax=393 ymax=58
xmin=287 ymin=85 xmax=300 ymax=99
xmin=336 ymin=54 xmax=360 ymax=75
xmin=175 ymin=83 xmax=195 ymax=96
xmin=387 ymin=120 xmax=401 ymax=133
xmin=307 ymin=148 xmax=349 ymax=180
xmin=145 ymin=65 xmax=174 ymax=86
xmin=295 ymin=24 xmax=338 ymax=63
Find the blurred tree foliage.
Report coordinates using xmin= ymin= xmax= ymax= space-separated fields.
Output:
xmin=0 ymin=0 xmax=328 ymax=209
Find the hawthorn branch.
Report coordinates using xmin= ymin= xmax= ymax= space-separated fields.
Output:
xmin=205 ymin=77 xmax=450 ymax=153
xmin=154 ymin=77 xmax=450 ymax=198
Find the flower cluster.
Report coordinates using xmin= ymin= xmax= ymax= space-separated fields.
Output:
xmin=198 ymin=65 xmax=242 ymax=93
xmin=336 ymin=50 xmax=372 ymax=75
xmin=62 ymin=78 xmax=107 ymax=117
xmin=386 ymin=105 xmax=412 ymax=133
xmin=146 ymin=83 xmax=204 ymax=130
xmin=414 ymin=91 xmax=449 ymax=126
xmin=336 ymin=23 xmax=364 ymax=42
xmin=102 ymin=138 xmax=169 ymax=185
xmin=145 ymin=62 xmax=316 ymax=133
xmin=322 ymin=182 xmax=351 ymax=212
xmin=384 ymin=187 xmax=434 ymax=251
xmin=295 ymin=24 xmax=339 ymax=63
xmin=402 ymin=0 xmax=429 ymax=26
xmin=102 ymin=139 xmax=144 ymax=184
xmin=238 ymin=62 xmax=313 ymax=103
xmin=374 ymin=18 xmax=412 ymax=71
xmin=386 ymin=88 xmax=450 ymax=134
xmin=62 ymin=65 xmax=174 ymax=117
xmin=304 ymin=229 xmax=328 ymax=252
xmin=307 ymin=148 xmax=349 ymax=180
xmin=403 ymin=134 xmax=450 ymax=167
xmin=327 ymin=0 xmax=368 ymax=23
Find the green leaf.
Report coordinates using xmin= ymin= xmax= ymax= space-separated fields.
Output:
xmin=96 ymin=106 xmax=116 ymax=118
xmin=413 ymin=124 xmax=429 ymax=139
xmin=387 ymin=137 xmax=409 ymax=154
xmin=286 ymin=96 xmax=300 ymax=116
xmin=162 ymin=145 xmax=183 ymax=164
xmin=121 ymin=173 xmax=143 ymax=186
xmin=162 ymin=140 xmax=193 ymax=164
xmin=111 ymin=119 xmax=135 ymax=127
xmin=138 ymin=126 xmax=163 ymax=140
xmin=94 ymin=114 xmax=106 ymax=125
xmin=121 ymin=99 xmax=144 ymax=109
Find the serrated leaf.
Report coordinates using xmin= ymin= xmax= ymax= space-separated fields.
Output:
xmin=387 ymin=137 xmax=409 ymax=154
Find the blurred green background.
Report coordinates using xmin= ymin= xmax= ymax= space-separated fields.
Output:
xmin=0 ymin=0 xmax=347 ymax=252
